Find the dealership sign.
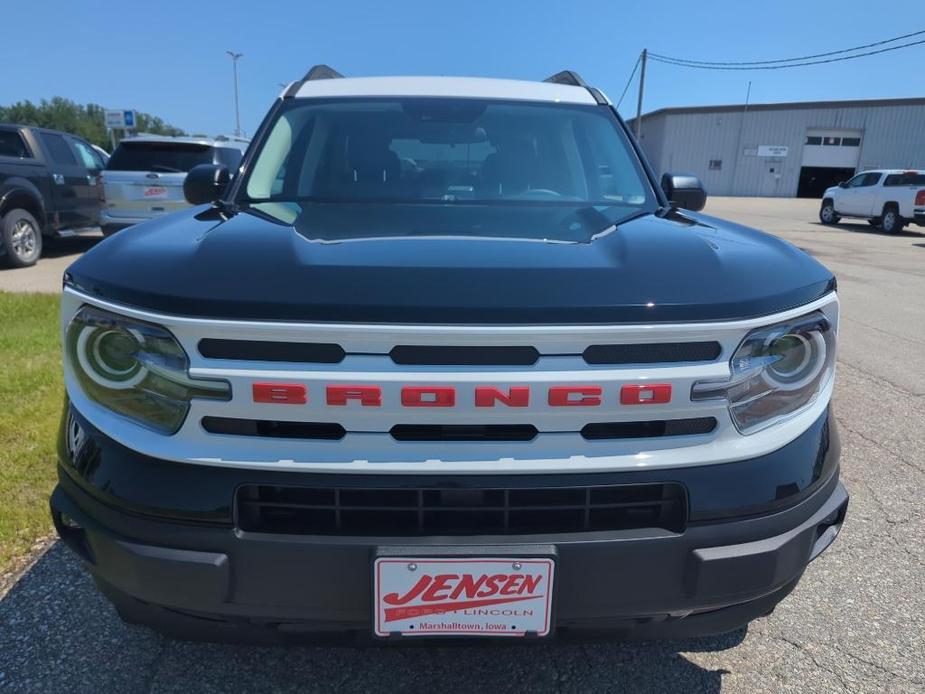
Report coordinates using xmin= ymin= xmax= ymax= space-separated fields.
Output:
xmin=104 ymin=109 xmax=136 ymax=129
xmin=757 ymin=145 xmax=789 ymax=158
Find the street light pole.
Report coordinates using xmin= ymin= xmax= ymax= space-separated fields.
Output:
xmin=226 ymin=51 xmax=243 ymax=137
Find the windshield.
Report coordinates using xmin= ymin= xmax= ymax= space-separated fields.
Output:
xmin=241 ymin=98 xmax=655 ymax=242
xmin=106 ymin=141 xmax=214 ymax=173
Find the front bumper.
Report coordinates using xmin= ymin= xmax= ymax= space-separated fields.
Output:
xmin=51 ymin=406 xmax=847 ymax=643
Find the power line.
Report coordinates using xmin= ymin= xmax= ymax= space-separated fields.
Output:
xmin=649 ymin=37 xmax=925 ymax=70
xmin=615 ymin=55 xmax=641 ymax=109
xmin=650 ymin=28 xmax=925 ymax=66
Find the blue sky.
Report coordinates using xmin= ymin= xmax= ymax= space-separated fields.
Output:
xmin=1 ymin=0 xmax=922 ymax=138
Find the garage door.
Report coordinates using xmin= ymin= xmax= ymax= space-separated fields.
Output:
xmin=801 ymin=129 xmax=862 ymax=168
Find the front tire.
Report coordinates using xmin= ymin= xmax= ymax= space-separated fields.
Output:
xmin=880 ymin=206 xmax=905 ymax=234
xmin=819 ymin=200 xmax=839 ymax=225
xmin=1 ymin=208 xmax=43 ymax=267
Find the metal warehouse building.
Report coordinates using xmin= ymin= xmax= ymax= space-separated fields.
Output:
xmin=629 ymin=97 xmax=925 ymax=198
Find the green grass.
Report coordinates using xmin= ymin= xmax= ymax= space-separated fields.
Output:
xmin=0 ymin=292 xmax=62 ymax=573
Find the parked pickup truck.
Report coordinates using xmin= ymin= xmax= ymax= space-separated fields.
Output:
xmin=0 ymin=124 xmax=105 ymax=267
xmin=53 ymin=67 xmax=847 ymax=644
xmin=820 ymin=169 xmax=925 ymax=233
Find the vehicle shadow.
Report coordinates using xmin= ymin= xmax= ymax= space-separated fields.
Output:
xmin=809 ymin=221 xmax=925 ymax=237
xmin=0 ymin=543 xmax=739 ymax=694
xmin=41 ymin=233 xmax=104 ymax=258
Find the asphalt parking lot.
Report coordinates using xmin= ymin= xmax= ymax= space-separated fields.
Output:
xmin=1 ymin=198 xmax=923 ymax=693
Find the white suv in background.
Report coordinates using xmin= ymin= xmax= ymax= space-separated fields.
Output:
xmin=819 ymin=169 xmax=925 ymax=233
xmin=100 ymin=135 xmax=249 ymax=235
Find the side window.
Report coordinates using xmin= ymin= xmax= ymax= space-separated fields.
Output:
xmin=846 ymin=174 xmax=867 ymax=188
xmin=72 ymin=139 xmax=102 ymax=172
xmin=39 ymin=132 xmax=78 ymax=165
xmin=215 ymin=147 xmax=244 ymax=171
xmin=863 ymin=173 xmax=881 ymax=187
xmin=0 ymin=130 xmax=32 ymax=158
xmin=884 ymin=173 xmax=925 ymax=186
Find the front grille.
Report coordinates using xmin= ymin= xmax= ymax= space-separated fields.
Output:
xmin=235 ymin=482 xmax=687 ymax=536
xmin=201 ymin=417 xmax=715 ymax=442
xmin=196 ymin=339 xmax=720 ymax=365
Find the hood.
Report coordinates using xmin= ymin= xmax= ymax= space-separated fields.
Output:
xmin=66 ymin=205 xmax=835 ymax=324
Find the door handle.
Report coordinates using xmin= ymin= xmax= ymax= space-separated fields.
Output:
xmin=52 ymin=173 xmax=65 ymax=185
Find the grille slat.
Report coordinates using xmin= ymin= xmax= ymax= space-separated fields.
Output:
xmin=583 ymin=341 xmax=721 ymax=365
xmin=198 ymin=339 xmax=345 ymax=363
xmin=236 ymin=483 xmax=687 ymax=536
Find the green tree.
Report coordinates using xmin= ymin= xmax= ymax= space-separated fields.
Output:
xmin=0 ymin=97 xmax=185 ymax=151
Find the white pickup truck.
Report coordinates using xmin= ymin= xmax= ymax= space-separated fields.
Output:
xmin=819 ymin=169 xmax=925 ymax=233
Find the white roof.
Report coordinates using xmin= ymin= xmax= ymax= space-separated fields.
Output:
xmin=290 ymin=76 xmax=600 ymax=105
xmin=864 ymin=169 xmax=925 ymax=174
xmin=121 ymin=134 xmax=250 ymax=150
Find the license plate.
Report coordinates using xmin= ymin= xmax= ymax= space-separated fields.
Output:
xmin=373 ymin=557 xmax=554 ymax=637
xmin=143 ymin=185 xmax=168 ymax=199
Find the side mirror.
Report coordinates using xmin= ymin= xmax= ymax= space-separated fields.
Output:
xmin=184 ymin=164 xmax=230 ymax=205
xmin=838 ymin=181 xmax=847 ymax=188
xmin=661 ymin=173 xmax=707 ymax=212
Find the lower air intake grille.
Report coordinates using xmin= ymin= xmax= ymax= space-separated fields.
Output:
xmin=235 ymin=482 xmax=687 ymax=536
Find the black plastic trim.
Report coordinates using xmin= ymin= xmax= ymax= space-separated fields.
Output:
xmin=583 ymin=342 xmax=721 ymax=365
xmin=201 ymin=417 xmax=346 ymax=440
xmin=389 ymin=345 xmax=539 ymax=365
xmin=543 ymin=70 xmax=588 ymax=87
xmin=198 ymin=339 xmax=345 ymax=363
xmin=581 ymin=418 xmax=717 ymax=440
xmin=303 ymin=64 xmax=344 ymax=81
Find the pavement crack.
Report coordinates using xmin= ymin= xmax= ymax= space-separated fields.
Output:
xmin=835 ymin=415 xmax=925 ymax=476
xmin=840 ymin=316 xmax=925 ymax=350
xmin=767 ymin=634 xmax=852 ymax=691
xmin=833 ymin=645 xmax=925 ymax=686
xmin=836 ymin=359 xmax=925 ymax=399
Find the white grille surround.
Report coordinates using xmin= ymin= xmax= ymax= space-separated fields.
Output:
xmin=61 ymin=287 xmax=838 ymax=475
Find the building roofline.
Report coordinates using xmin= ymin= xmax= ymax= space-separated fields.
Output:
xmin=629 ymin=96 xmax=925 ymax=122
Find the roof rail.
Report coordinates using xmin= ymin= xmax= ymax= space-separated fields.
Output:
xmin=303 ymin=64 xmax=344 ymax=81
xmin=543 ymin=70 xmax=588 ymax=87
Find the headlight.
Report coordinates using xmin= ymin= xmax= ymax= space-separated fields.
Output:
xmin=66 ymin=306 xmax=230 ymax=433
xmin=692 ymin=311 xmax=835 ymax=434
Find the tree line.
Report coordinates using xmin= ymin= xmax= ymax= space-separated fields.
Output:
xmin=0 ymin=97 xmax=185 ymax=151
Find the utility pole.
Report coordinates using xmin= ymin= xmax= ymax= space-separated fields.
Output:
xmin=634 ymin=48 xmax=647 ymax=140
xmin=226 ymin=51 xmax=243 ymax=137
xmin=730 ymin=81 xmax=752 ymax=193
